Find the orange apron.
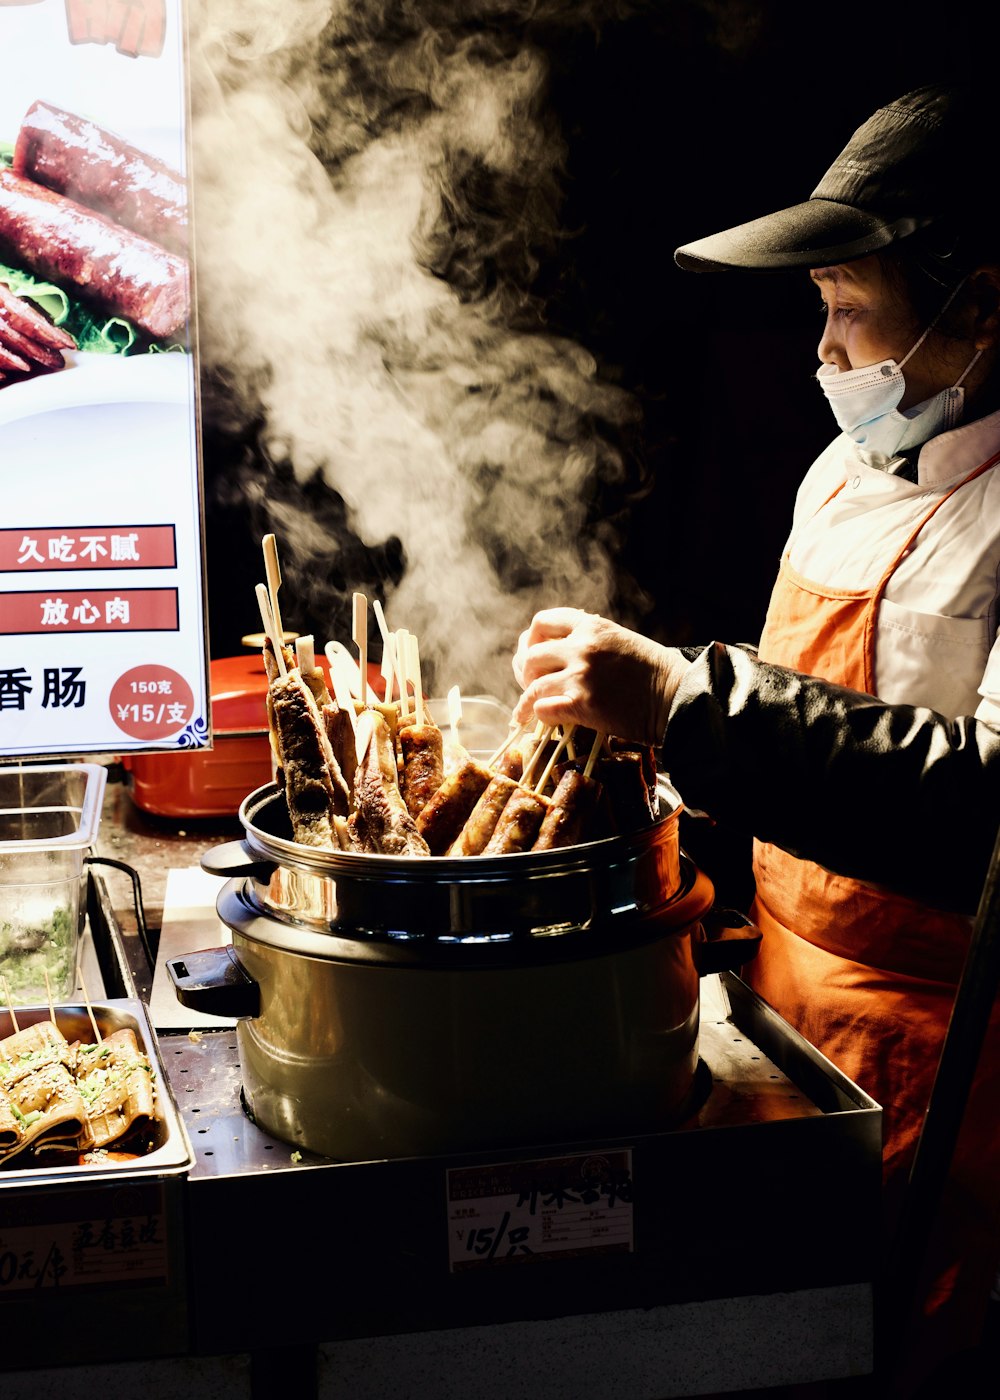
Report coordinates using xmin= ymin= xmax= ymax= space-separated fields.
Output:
xmin=746 ymin=453 xmax=1000 ymax=1380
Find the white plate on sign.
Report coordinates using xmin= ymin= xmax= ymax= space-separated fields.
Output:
xmin=0 ymin=349 xmax=191 ymax=430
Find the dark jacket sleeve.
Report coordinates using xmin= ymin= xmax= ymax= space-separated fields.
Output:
xmin=660 ymin=642 xmax=1000 ymax=916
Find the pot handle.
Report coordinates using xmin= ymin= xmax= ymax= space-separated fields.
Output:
xmin=692 ymin=907 xmax=762 ymax=976
xmin=166 ymin=946 xmax=261 ymax=1019
xmin=200 ymin=839 xmax=276 ymax=882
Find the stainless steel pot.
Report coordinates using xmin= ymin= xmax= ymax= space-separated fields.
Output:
xmin=169 ymin=779 xmax=760 ymax=1161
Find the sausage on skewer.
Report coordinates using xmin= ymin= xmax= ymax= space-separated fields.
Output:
xmin=351 ymin=710 xmax=430 ymax=857
xmin=596 ymin=750 xmax=657 ymax=835
xmin=482 ymin=784 xmax=552 ymax=855
xmin=399 ymin=720 xmax=444 ymax=821
xmin=448 ymin=773 xmax=519 ymax=856
xmin=269 ymin=670 xmax=350 ymax=848
xmin=532 ymin=767 xmax=603 ymax=851
xmin=416 ymin=757 xmax=492 ymax=855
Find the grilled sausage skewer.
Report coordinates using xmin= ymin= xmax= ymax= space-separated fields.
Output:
xmin=416 ymin=755 xmax=492 ymax=854
xmin=532 ymin=766 xmax=603 ymax=851
xmin=399 ymin=720 xmax=445 ymax=821
xmin=448 ymin=772 xmax=519 ymax=856
xmin=269 ymin=669 xmax=350 ymax=848
xmin=351 ymin=710 xmax=430 ymax=856
xmin=482 ymin=784 xmax=551 ymax=854
xmin=479 ymin=727 xmax=554 ymax=855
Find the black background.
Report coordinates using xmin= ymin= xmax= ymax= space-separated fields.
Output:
xmin=199 ymin=0 xmax=995 ymax=662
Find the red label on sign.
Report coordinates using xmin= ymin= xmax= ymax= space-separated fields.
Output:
xmin=0 ymin=526 xmax=177 ymax=573
xmin=109 ymin=664 xmax=194 ymax=739
xmin=1 ymin=589 xmax=178 ymax=634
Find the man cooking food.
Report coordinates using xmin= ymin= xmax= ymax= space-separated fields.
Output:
xmin=512 ymin=84 xmax=1000 ymax=1396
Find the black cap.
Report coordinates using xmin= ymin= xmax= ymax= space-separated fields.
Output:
xmin=674 ymin=84 xmax=975 ymax=272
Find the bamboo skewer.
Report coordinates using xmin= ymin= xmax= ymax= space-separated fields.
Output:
xmin=534 ymin=724 xmax=577 ymax=794
xmin=78 ymin=966 xmax=102 ymax=1044
xmin=520 ymin=726 xmax=554 ymax=789
xmin=43 ymin=967 xmax=56 ymax=1025
xmin=325 ymin=640 xmax=363 ymax=701
xmin=583 ymin=730 xmax=607 ymax=780
xmin=447 ymin=685 xmax=462 ymax=748
xmin=263 ymin=534 xmax=285 ymax=643
xmin=408 ymin=633 xmax=425 ymax=726
xmin=487 ymin=720 xmax=525 ymax=770
xmin=2 ymin=975 xmax=18 ymax=1032
xmin=256 ymin=584 xmax=287 ymax=677
xmin=352 ymin=593 xmax=369 ymax=706
xmin=326 ymin=658 xmax=359 ymax=741
xmin=372 ymin=601 xmax=396 ymax=702
xmin=295 ymin=635 xmax=315 ymax=673
xmin=396 ymin=628 xmax=411 ymax=718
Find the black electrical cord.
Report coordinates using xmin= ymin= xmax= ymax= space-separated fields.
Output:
xmin=85 ymin=855 xmax=156 ymax=973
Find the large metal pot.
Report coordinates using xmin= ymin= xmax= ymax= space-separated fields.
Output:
xmin=169 ymin=780 xmax=759 ymax=1161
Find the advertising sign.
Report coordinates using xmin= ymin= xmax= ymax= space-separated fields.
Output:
xmin=0 ymin=0 xmax=207 ymax=757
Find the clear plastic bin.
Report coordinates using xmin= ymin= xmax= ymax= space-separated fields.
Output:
xmin=423 ymin=694 xmax=511 ymax=758
xmin=0 ymin=763 xmax=107 ymax=1006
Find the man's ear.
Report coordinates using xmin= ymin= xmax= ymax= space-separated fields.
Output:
xmin=969 ymin=266 xmax=1000 ymax=349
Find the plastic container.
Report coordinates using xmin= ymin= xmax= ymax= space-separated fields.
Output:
xmin=423 ymin=694 xmax=511 ymax=757
xmin=0 ymin=763 xmax=107 ymax=1005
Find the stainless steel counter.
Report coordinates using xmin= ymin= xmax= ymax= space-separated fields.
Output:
xmin=0 ymin=763 xmax=883 ymax=1398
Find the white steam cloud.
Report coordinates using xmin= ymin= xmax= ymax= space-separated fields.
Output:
xmin=189 ymin=0 xmax=645 ymax=700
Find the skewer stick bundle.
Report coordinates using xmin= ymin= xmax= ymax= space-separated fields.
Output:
xmin=520 ymin=726 xmax=554 ymax=789
xmin=256 ymin=584 xmax=287 ymax=677
xmin=487 ymin=721 xmax=525 ymax=770
xmin=534 ymin=724 xmax=577 ymax=793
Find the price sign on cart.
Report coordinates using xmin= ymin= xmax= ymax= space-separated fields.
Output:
xmin=0 ymin=0 xmax=208 ymax=760
xmin=446 ymin=1149 xmax=634 ymax=1272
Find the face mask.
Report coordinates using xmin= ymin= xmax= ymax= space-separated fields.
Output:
xmin=816 ymin=281 xmax=983 ymax=464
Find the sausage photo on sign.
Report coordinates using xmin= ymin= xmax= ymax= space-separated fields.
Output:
xmin=13 ymin=100 xmax=189 ymax=255
xmin=0 ymin=99 xmax=189 ymax=392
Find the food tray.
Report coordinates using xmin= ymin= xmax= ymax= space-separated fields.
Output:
xmin=0 ymin=998 xmax=193 ymax=1186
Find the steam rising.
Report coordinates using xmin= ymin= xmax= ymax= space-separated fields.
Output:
xmin=190 ymin=0 xmax=645 ymax=698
